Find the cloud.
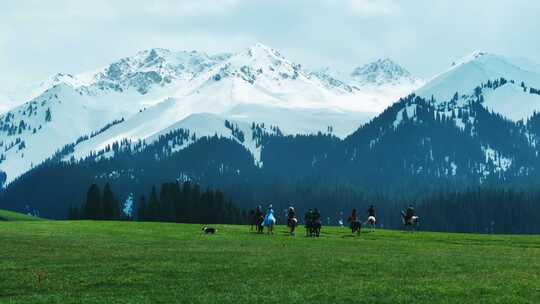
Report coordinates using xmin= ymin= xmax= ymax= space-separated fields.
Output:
xmin=2 ymin=0 xmax=240 ymax=22
xmin=150 ymin=0 xmax=240 ymax=16
xmin=347 ymin=0 xmax=399 ymax=17
xmin=0 ymin=0 xmax=539 ymax=89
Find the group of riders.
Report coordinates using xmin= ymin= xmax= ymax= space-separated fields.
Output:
xmin=249 ymin=204 xmax=419 ymax=236
xmin=347 ymin=205 xmax=377 ymax=234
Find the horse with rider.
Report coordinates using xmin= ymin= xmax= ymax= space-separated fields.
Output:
xmin=366 ymin=205 xmax=377 ymax=232
xmin=348 ymin=208 xmax=361 ymax=234
xmin=287 ymin=206 xmax=298 ymax=236
xmin=254 ymin=205 xmax=265 ymax=234
xmin=247 ymin=203 xmax=422 ymax=236
xmin=304 ymin=208 xmax=322 ymax=237
xmin=262 ymin=204 xmax=276 ymax=234
xmin=401 ymin=204 xmax=419 ymax=231
xmin=347 ymin=205 xmax=377 ymax=234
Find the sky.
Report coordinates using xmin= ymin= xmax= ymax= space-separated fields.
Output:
xmin=1 ymin=0 xmax=539 ymax=89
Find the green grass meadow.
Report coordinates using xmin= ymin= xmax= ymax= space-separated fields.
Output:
xmin=0 ymin=209 xmax=42 ymax=222
xmin=1 ymin=218 xmax=540 ymax=303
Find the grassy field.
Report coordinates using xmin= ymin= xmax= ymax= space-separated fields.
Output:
xmin=0 ymin=209 xmax=42 ymax=221
xmin=1 ymin=221 xmax=540 ymax=303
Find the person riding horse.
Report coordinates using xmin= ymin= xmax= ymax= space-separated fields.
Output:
xmin=405 ymin=205 xmax=415 ymax=223
xmin=287 ymin=206 xmax=298 ymax=235
xmin=365 ymin=205 xmax=377 ymax=231
xmin=401 ymin=204 xmax=419 ymax=230
xmin=255 ymin=205 xmax=264 ymax=233
xmin=367 ymin=205 xmax=375 ymax=218
xmin=348 ymin=208 xmax=361 ymax=234
xmin=263 ymin=204 xmax=276 ymax=234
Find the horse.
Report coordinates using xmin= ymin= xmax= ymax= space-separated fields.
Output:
xmin=248 ymin=210 xmax=256 ymax=232
xmin=256 ymin=214 xmax=265 ymax=233
xmin=350 ymin=220 xmax=361 ymax=235
xmin=305 ymin=219 xmax=321 ymax=237
xmin=287 ymin=217 xmax=298 ymax=235
xmin=311 ymin=220 xmax=321 ymax=237
xmin=401 ymin=211 xmax=419 ymax=232
xmin=305 ymin=219 xmax=313 ymax=237
xmin=348 ymin=209 xmax=361 ymax=235
xmin=263 ymin=209 xmax=276 ymax=235
xmin=364 ymin=216 xmax=376 ymax=232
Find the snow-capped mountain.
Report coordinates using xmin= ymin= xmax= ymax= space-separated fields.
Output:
xmin=4 ymin=45 xmax=540 ymax=189
xmin=5 ymin=48 xmax=540 ymax=220
xmin=357 ymin=51 xmax=540 ymax=180
xmin=307 ymin=67 xmax=358 ymax=94
xmin=0 ymin=73 xmax=88 ymax=113
xmin=416 ymin=51 xmax=540 ymax=121
xmin=91 ymin=48 xmax=225 ymax=95
xmin=0 ymin=48 xmax=227 ymax=184
xmin=350 ymin=58 xmax=422 ymax=87
xmin=305 ymin=59 xmax=425 ymax=113
xmin=67 ymin=43 xmax=377 ymax=167
xmin=0 ymin=43 xmax=421 ymax=185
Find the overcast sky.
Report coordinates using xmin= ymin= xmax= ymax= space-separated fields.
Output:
xmin=1 ymin=0 xmax=538 ymax=89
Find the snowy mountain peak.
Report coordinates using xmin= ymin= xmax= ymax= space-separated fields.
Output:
xmin=238 ymin=43 xmax=293 ymax=68
xmin=468 ymin=50 xmax=488 ymax=60
xmin=136 ymin=48 xmax=173 ymax=67
xmin=50 ymin=72 xmax=75 ymax=82
xmin=38 ymin=73 xmax=85 ymax=91
xmin=350 ymin=58 xmax=416 ymax=86
xmin=450 ymin=51 xmax=491 ymax=68
xmin=92 ymin=48 xmax=221 ymax=94
xmin=418 ymin=51 xmax=540 ymax=103
xmin=246 ymin=43 xmax=283 ymax=59
xmin=208 ymin=43 xmax=303 ymax=86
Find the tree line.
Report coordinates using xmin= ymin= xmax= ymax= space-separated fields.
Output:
xmin=136 ymin=181 xmax=246 ymax=224
xmin=68 ymin=183 xmax=122 ymax=220
xmin=418 ymin=187 xmax=540 ymax=234
xmin=68 ymin=181 xmax=246 ymax=225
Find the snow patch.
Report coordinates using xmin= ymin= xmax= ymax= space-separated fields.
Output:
xmin=483 ymin=146 xmax=512 ymax=172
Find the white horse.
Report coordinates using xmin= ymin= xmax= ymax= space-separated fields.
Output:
xmin=287 ymin=217 xmax=298 ymax=235
xmin=364 ymin=216 xmax=376 ymax=232
xmin=401 ymin=212 xmax=420 ymax=232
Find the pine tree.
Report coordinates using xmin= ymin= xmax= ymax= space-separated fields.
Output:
xmin=45 ymin=108 xmax=52 ymax=122
xmin=83 ymin=184 xmax=102 ymax=220
xmin=182 ymin=182 xmax=193 ymax=222
xmin=159 ymin=183 xmax=175 ymax=222
xmin=402 ymin=108 xmax=409 ymax=122
xmin=474 ymin=86 xmax=482 ymax=97
xmin=137 ymin=195 xmax=147 ymax=221
xmin=102 ymin=183 xmax=119 ymax=220
xmin=452 ymin=92 xmax=459 ymax=102
xmin=215 ymin=190 xmax=225 ymax=223
xmin=147 ymin=186 xmax=160 ymax=221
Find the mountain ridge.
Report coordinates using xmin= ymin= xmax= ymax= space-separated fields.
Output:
xmin=0 ymin=43 xmax=424 ymax=184
xmin=2 ymin=45 xmax=539 ymax=189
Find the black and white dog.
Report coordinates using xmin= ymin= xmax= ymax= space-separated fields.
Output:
xmin=202 ymin=226 xmax=217 ymax=234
